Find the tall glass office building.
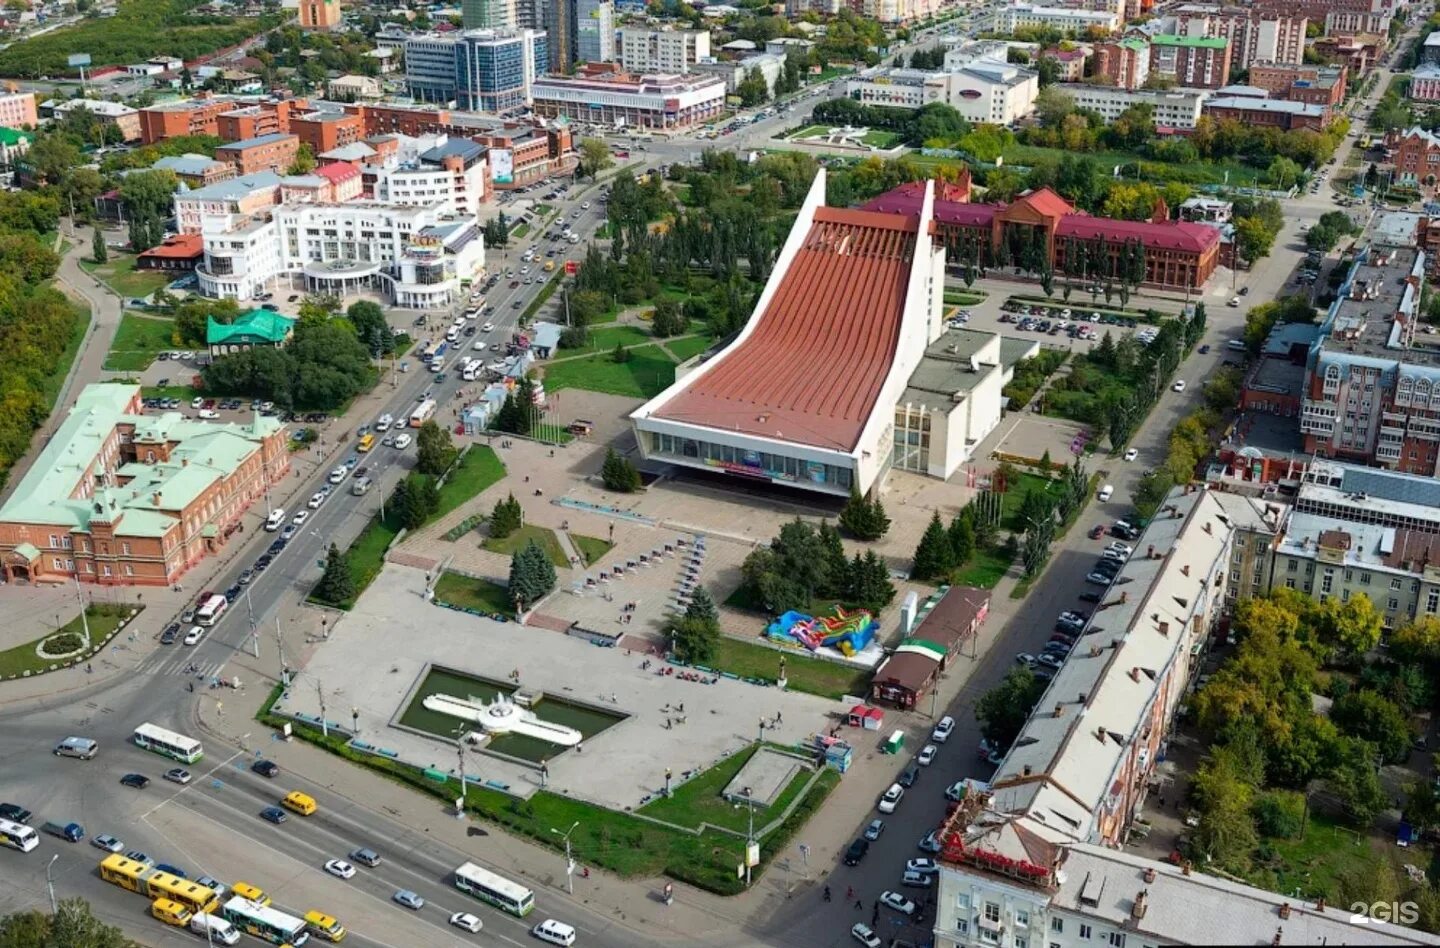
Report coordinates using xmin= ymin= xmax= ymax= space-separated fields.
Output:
xmin=574 ymin=0 xmax=614 ymax=64
xmin=408 ymin=29 xmax=547 ymax=112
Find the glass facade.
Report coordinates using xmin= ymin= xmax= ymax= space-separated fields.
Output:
xmin=893 ymin=405 xmax=930 ymax=473
xmin=646 ymin=431 xmax=853 ymax=490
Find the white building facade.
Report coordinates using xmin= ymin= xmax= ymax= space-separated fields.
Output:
xmin=1065 ymin=84 xmax=1209 ymax=129
xmin=998 ymin=4 xmax=1118 ymax=34
xmin=530 ymin=72 xmax=725 ymax=129
xmin=617 ymin=28 xmax=711 ymax=73
xmin=846 ymin=61 xmax=1039 ymax=125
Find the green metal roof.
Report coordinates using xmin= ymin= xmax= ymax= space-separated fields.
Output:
xmin=1151 ymin=34 xmax=1228 ymax=50
xmin=0 ymin=127 xmax=31 ymax=147
xmin=207 ymin=309 xmax=296 ymax=346
xmin=12 ymin=542 xmax=38 ymax=561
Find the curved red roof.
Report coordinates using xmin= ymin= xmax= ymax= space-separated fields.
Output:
xmin=655 ymin=207 xmax=917 ymax=451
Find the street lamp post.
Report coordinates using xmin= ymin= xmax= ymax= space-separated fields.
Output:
xmin=743 ymin=787 xmax=756 ymax=888
xmin=453 ymin=724 xmax=469 ymax=817
xmin=551 ymin=820 xmax=580 ymax=895
xmin=46 ymin=854 xmax=58 ymax=914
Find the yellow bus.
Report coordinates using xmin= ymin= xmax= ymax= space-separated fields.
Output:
xmin=304 ymin=909 xmax=346 ymax=942
xmin=152 ymin=898 xmax=193 ymax=927
xmin=282 ymin=791 xmax=317 ymax=816
xmin=357 ymin=433 xmax=375 ymax=452
xmin=99 ymin=855 xmax=221 ymax=915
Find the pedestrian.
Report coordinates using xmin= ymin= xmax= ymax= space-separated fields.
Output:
xmin=823 ymin=885 xmax=831 ymax=902
xmin=846 ymin=886 xmax=854 ymax=901
xmin=854 ymin=899 xmax=863 ymax=911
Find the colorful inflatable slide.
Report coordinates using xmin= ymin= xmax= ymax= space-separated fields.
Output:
xmin=765 ymin=607 xmax=878 ymax=657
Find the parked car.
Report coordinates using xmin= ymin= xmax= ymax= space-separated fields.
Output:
xmin=918 ymin=830 xmax=943 ymax=853
xmin=878 ymin=783 xmax=904 ymax=813
xmin=92 ymin=834 xmax=124 ymax=853
xmin=864 ymin=819 xmax=885 ymax=841
xmin=931 ymin=716 xmax=955 ymax=743
xmin=917 ymin=744 xmax=939 ymax=767
xmin=844 ymin=838 xmax=871 ymax=866
xmin=880 ymin=891 xmax=918 ymax=916
xmin=851 ymin=923 xmax=882 ymax=948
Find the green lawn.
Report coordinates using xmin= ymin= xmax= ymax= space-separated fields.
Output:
xmin=999 ymin=472 xmax=1063 ymax=532
xmin=638 ymin=743 xmax=814 ymax=833
xmin=141 ymin=383 xmax=200 ymax=401
xmin=861 ymin=130 xmax=903 ymax=149
xmin=949 ymin=545 xmax=1013 ymax=589
xmin=434 ymin=570 xmax=516 ymax=617
xmin=663 ymin=332 xmax=717 ymax=362
xmin=0 ymin=605 xmax=129 ymax=678
xmin=788 ymin=124 xmax=832 ymax=139
xmin=263 ymin=707 xmax=839 ymax=895
xmin=710 ymin=635 xmax=870 ymax=700
xmin=104 ymin=312 xmax=177 ymax=372
xmin=558 ymin=324 xmax=654 ymax=355
xmin=1235 ymin=813 xmax=1405 ymax=904
xmin=434 ymin=446 xmax=506 ymax=520
xmin=512 ymin=222 xmax=531 ymax=239
xmin=37 ymin=303 xmax=90 ymax=415
xmin=532 ymin=203 xmax=553 ymax=218
xmin=80 ymin=255 xmax=174 ymax=299
xmin=571 ymin=533 xmax=613 ymax=566
xmin=542 ymin=345 xmax=675 ymax=399
xmin=482 ymin=523 xmax=569 ymax=568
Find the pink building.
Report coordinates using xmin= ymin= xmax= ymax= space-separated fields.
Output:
xmin=314 ymin=162 xmax=362 ymax=202
xmin=0 ymin=92 xmax=37 ymax=129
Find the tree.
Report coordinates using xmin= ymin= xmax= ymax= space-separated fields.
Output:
xmin=0 ymin=898 xmax=140 ymax=947
xmin=1234 ymin=215 xmax=1277 ymax=264
xmin=737 ymin=67 xmax=769 ymax=107
xmin=347 ymin=299 xmax=392 ymax=356
xmin=685 ymin=585 xmax=720 ymax=626
xmin=1251 ymin=789 xmax=1306 ymax=839
xmin=394 ymin=474 xmax=439 ymax=529
xmin=1312 ymin=593 xmax=1383 ymax=658
xmin=1329 ymin=736 xmax=1387 ymax=825
xmin=1190 ymin=747 xmax=1259 ymax=868
xmin=313 ymin=543 xmax=355 ymax=605
xmin=847 ymin=550 xmax=895 ymax=612
xmin=288 ymin=142 xmax=317 ymax=175
xmin=509 ymin=540 xmax=556 ymax=609
xmin=1391 ymin=615 xmax=1440 ymax=667
xmin=90 ymin=226 xmax=107 ymax=264
xmin=1331 ymin=690 xmax=1413 ymax=764
xmin=650 ymin=298 xmax=688 ymax=337
xmin=416 ymin=420 xmax=457 ymax=476
xmin=669 ymin=614 xmax=719 ymax=664
xmin=489 ymin=492 xmax=522 ymax=539
xmin=578 ymin=138 xmax=613 ymax=180
xmin=975 ymin=667 xmax=1046 ymax=748
xmin=948 ymin=511 xmax=976 ymax=566
xmin=912 ymin=512 xmax=955 ymax=581
xmin=601 ymin=447 xmax=642 ymax=492
xmin=839 ymin=487 xmax=889 ymax=540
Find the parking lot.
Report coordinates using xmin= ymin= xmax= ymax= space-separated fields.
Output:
xmin=945 ymin=293 xmax=1181 ymax=357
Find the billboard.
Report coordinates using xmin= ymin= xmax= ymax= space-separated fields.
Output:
xmin=490 ymin=148 xmax=513 ymax=185
xmin=68 ymin=53 xmax=91 ymax=68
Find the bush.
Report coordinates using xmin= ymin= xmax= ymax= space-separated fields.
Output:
xmin=1252 ymin=789 xmax=1306 ymax=839
xmin=42 ymin=632 xmax=84 ymax=654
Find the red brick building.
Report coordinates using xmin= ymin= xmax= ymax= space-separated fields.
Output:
xmin=1203 ymin=95 xmax=1330 ymax=131
xmin=290 ymin=110 xmax=364 ymax=154
xmin=215 ymin=133 xmax=300 ymax=175
xmin=216 ymin=100 xmax=307 ymax=143
xmin=0 ymin=384 xmax=289 ymax=587
xmin=1392 ymin=127 xmax=1440 ymax=187
xmin=139 ymin=95 xmax=236 ymax=145
xmin=1248 ymin=61 xmax=1348 ymax=108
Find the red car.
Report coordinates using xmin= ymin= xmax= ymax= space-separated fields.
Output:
xmin=1088 ymin=524 xmax=1106 ymax=539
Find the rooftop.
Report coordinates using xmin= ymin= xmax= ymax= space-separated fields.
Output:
xmin=153 ymin=153 xmax=226 ymax=177
xmin=1205 ymin=96 xmax=1327 ymax=116
xmin=1314 ymin=243 xmax=1431 ymax=366
xmin=1298 ymin=459 xmax=1440 ymax=529
xmin=53 ymin=98 xmax=137 ymax=117
xmin=218 ymin=132 xmax=298 ymax=151
xmin=319 ymin=142 xmax=377 ymax=162
xmin=1151 ymin=33 xmax=1229 ymax=49
xmin=1277 ymin=510 xmax=1414 ymax=576
xmin=652 ymin=207 xmax=918 ymax=452
xmin=137 ymin=233 xmax=204 ymax=260
xmin=1246 ymin=353 xmax=1306 ymax=398
xmin=207 ymin=308 xmax=296 ymax=346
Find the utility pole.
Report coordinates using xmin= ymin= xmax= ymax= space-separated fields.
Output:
xmin=73 ymin=574 xmax=90 ymax=644
xmin=46 ymin=854 xmax=58 ymax=914
xmin=316 ymin=678 xmax=328 ymax=738
xmin=453 ymin=724 xmax=468 ymax=816
xmin=274 ymin=616 xmax=287 ymax=684
xmin=245 ymin=586 xmax=259 ymax=658
xmin=551 ymin=821 xmax=579 ymax=894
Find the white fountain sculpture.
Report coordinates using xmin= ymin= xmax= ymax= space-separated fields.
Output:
xmin=422 ymin=692 xmax=583 ymax=747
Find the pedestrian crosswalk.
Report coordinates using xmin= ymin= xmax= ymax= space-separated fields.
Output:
xmin=147 ymin=656 xmax=230 ymax=680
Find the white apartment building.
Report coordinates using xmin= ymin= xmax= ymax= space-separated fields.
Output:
xmin=1170 ymin=4 xmax=1307 ymax=69
xmin=173 ymin=172 xmax=283 ymax=235
xmin=1064 ymin=84 xmax=1209 ymax=129
xmin=691 ymin=52 xmax=786 ymax=94
xmin=197 ymin=202 xmax=485 ymax=309
xmin=372 ymin=137 xmax=488 ymax=216
xmin=846 ymin=61 xmax=1039 ymax=125
xmin=618 ymin=27 xmax=711 ymax=74
xmin=998 ymin=4 xmax=1118 ymax=35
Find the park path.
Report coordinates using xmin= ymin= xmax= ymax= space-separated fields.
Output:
xmin=545 ymin=329 xmax=710 ymax=365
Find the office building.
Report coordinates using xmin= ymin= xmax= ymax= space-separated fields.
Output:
xmin=373 ymin=137 xmax=489 ymax=214
xmin=173 ymin=172 xmax=283 ymax=234
xmin=289 ymin=110 xmax=364 ymax=153
xmin=1248 ymin=61 xmax=1348 ymax=108
xmin=139 ymin=96 xmax=238 ymax=145
xmin=845 ymin=61 xmax=1039 ymax=126
xmin=1203 ymin=94 xmax=1329 ymax=130
xmin=406 ymin=29 xmax=547 ymax=111
xmin=691 ymin=52 xmax=785 ymax=95
xmin=1148 ymin=34 xmax=1232 ymax=89
xmin=618 ymin=27 xmax=711 ymax=74
xmin=0 ymin=384 xmax=289 ymax=587
xmin=216 ymin=100 xmax=307 ymax=143
xmin=545 ymin=0 xmax=574 ymax=73
xmin=997 ymin=4 xmax=1118 ymax=35
xmin=298 ymin=0 xmax=341 ymax=29
xmin=462 ymin=0 xmax=515 ymax=30
xmin=1063 ymin=84 xmax=1209 ymax=129
xmin=531 ymin=66 xmax=725 ymax=129
xmin=575 ymin=0 xmax=615 ymax=64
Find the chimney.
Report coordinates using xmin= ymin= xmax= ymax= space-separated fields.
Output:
xmin=1053 ymin=703 xmax=1064 ymax=718
xmin=1182 ymin=861 xmax=1192 ymax=876
xmin=1143 ymin=867 xmax=1157 ymax=884
xmin=1120 ymin=591 xmax=1129 ymax=604
xmin=1279 ymin=903 xmax=1292 ymax=920
xmin=1158 ymin=621 xmax=1170 ymax=637
xmin=1095 ymin=726 xmax=1106 ymax=743
xmin=1181 ymin=564 xmax=1190 ymax=577
xmin=1147 ymin=544 xmax=1156 ymax=558
xmin=151 ymin=492 xmax=162 ymax=506
xmin=1128 ymin=667 xmax=1139 ymax=682
xmin=1203 ymin=521 xmax=1212 ymax=535
xmin=1273 ymin=927 xmax=1283 ymax=946
xmin=1315 ymin=897 xmax=1325 ymax=913
xmin=1132 ymin=890 xmax=1148 ymax=920
xmin=1078 ymin=692 xmax=1087 ymax=703
xmin=1023 ymin=764 xmax=1032 ymax=776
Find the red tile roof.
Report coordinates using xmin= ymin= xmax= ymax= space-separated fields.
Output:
xmin=314 ymin=161 xmax=359 ymax=184
xmin=654 ymin=207 xmax=917 ymax=452
xmin=1009 ymin=187 xmax=1074 ymax=220
xmin=1055 ymin=215 xmax=1220 ymax=253
xmin=138 ymin=233 xmax=204 ymax=259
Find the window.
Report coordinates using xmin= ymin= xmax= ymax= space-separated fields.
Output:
xmin=1110 ymin=934 xmax=1126 ymax=948
xmin=956 ymin=894 xmax=971 ymax=911
xmin=1321 ymin=573 xmax=1333 ymax=593
xmin=981 ymin=929 xmax=999 ymax=945
xmin=955 ymin=919 xmax=969 ymax=935
xmin=1285 ymin=578 xmax=1297 ymax=589
xmin=1361 ymin=572 xmax=1372 ymax=585
xmin=1287 ymin=559 xmax=1297 ymax=573
xmin=1080 ymin=924 xmax=1093 ymax=939
xmin=1393 ymin=578 xmax=1404 ymax=590
xmin=985 ymin=902 xmax=1001 ymax=924
xmin=122 ymin=542 xmax=131 ymax=556
xmin=1427 ymin=589 xmax=1439 ymax=614
xmin=1389 ymin=598 xmax=1400 ymax=612
xmin=1051 ymin=918 xmax=1064 ymax=933
xmin=1016 ymin=938 xmax=1029 ymax=948
xmin=1016 ymin=909 xmax=1031 ymax=928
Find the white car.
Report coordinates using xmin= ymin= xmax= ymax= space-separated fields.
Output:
xmin=878 ymin=783 xmax=904 ymax=814
xmin=880 ymin=891 xmax=917 ymax=916
xmin=183 ymin=626 xmax=204 ymax=646
xmin=906 ymin=858 xmax=939 ymax=875
xmin=307 ymin=492 xmax=326 ymax=509
xmin=376 ymin=414 xmax=393 ymax=431
xmin=325 ymin=859 xmax=356 ymax=880
xmin=197 ymin=409 xmax=218 ymax=419
xmin=1106 ymin=542 xmax=1133 ymax=557
xmin=851 ymin=923 xmax=883 ymax=948
xmin=191 ymin=397 xmax=204 ymax=409
xmin=1172 ymin=380 xmax=1187 ymax=392
xmin=917 ymin=744 xmax=939 ymax=767
xmin=393 ymin=433 xmax=412 ymax=450
xmin=164 ymin=768 xmax=191 ymax=784
xmin=931 ymin=715 xmax=955 ymax=743
xmin=449 ymin=912 xmax=483 ymax=933
xmin=328 ymin=467 xmax=347 ymax=484
xmin=292 ymin=510 xmax=310 ymax=526
xmin=92 ymin=834 xmax=124 ymax=853
xmin=1097 ymin=483 xmax=1114 ymax=502
xmin=473 ymin=339 xmax=488 ymax=350
xmin=481 ymin=322 xmax=494 ymax=333
xmin=1123 ymin=448 xmax=1138 ymax=462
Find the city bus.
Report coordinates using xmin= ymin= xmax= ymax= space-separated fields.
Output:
xmin=195 ymin=594 xmax=228 ymax=627
xmin=132 ymin=723 xmax=204 ymax=764
xmin=409 ymin=399 xmax=437 ymax=428
xmin=0 ymin=818 xmax=38 ymax=852
xmin=98 ymin=855 xmax=221 ymax=914
xmin=452 ymin=862 xmax=534 ymax=917
xmin=418 ymin=341 xmax=438 ymax=364
xmin=221 ymin=897 xmax=309 ymax=946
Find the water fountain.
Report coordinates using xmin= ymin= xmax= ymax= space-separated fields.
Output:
xmin=422 ymin=691 xmax=583 ymax=747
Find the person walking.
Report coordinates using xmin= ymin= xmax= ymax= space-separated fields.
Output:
xmin=823 ymin=885 xmax=831 ymax=902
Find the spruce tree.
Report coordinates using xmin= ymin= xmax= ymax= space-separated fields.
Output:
xmin=949 ymin=511 xmax=977 ymax=567
xmin=685 ymin=585 xmax=720 ymax=626
xmin=314 ymin=543 xmax=355 ymax=605
xmin=818 ymin=522 xmax=848 ymax=596
xmin=912 ymin=511 xmax=955 ymax=581
xmin=91 ymin=226 xmax=107 ymax=263
xmin=868 ymin=495 xmax=891 ymax=539
xmin=601 ymin=448 xmax=642 ymax=492
xmin=490 ymin=492 xmax=522 ymax=538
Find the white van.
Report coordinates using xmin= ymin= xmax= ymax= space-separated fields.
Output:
xmin=1097 ymin=484 xmax=1114 ymax=502
xmin=446 ymin=327 xmax=460 ymax=343
xmin=189 ymin=913 xmax=240 ymax=946
xmin=54 ymin=736 xmax=98 ymax=759
xmin=264 ymin=508 xmax=286 ymax=532
xmin=1226 ymin=339 xmax=1248 ymax=351
xmin=532 ymin=920 xmax=577 ymax=946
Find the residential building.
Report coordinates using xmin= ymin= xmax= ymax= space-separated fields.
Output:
xmin=215 ymin=133 xmax=300 ymax=176
xmin=845 ymin=62 xmax=1040 ymax=126
xmin=405 ymin=29 xmax=548 ymax=111
xmin=196 ymin=201 xmax=486 ymax=309
xmin=373 ymin=137 xmax=489 ymax=214
xmin=1063 ymin=84 xmax=1208 ymax=129
xmin=289 ymin=110 xmax=364 ymax=154
xmin=1312 ymin=32 xmax=1384 ymax=75
xmin=1039 ymin=46 xmax=1087 ymax=82
xmin=327 ymin=74 xmax=384 ymax=100
xmin=0 ymin=91 xmax=36 ymax=128
xmin=216 ymin=100 xmax=307 ymax=143
xmin=173 ymin=172 xmax=283 ymax=234
xmin=785 ymin=0 xmax=840 ymax=14
xmin=298 ymin=0 xmax=341 ymax=29
xmin=152 ymin=153 xmax=234 ymax=188
xmin=1148 ymin=34 xmax=1232 ymax=89
xmin=575 ymin=0 xmax=614 ymax=64
xmin=313 ymin=161 xmax=363 ymax=202
xmin=692 ymin=53 xmax=786 ymax=95
xmin=633 ymin=172 xmax=1037 ymax=498
xmin=0 ymin=384 xmax=289 ymax=587
xmin=996 ymin=4 xmax=1118 ymax=35
xmin=618 ymin=27 xmax=711 ymax=74
xmin=864 ymin=179 xmax=1222 ymax=290
xmin=136 ymin=234 xmax=205 ymax=273
xmin=1425 ymin=30 xmax=1440 ymax=66
xmin=1092 ymin=37 xmax=1151 ymax=89
xmin=462 ymin=0 xmax=515 ymax=29
xmin=1171 ymin=3 xmax=1306 ymax=69
xmin=1299 ymin=231 xmax=1438 ymax=472
xmin=139 ymin=96 xmax=237 ymax=144
xmin=0 ymin=127 xmax=32 ymax=173
xmin=1412 ymin=63 xmax=1440 ymax=104
xmin=531 ymin=66 xmax=725 ymax=130
xmin=1248 ymin=61 xmax=1348 ymax=108
xmin=51 ymin=99 xmax=141 ymax=142
xmin=1203 ymin=94 xmax=1329 ymax=130
xmin=207 ymin=308 xmax=296 ymax=356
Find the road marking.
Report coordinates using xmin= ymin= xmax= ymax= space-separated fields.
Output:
xmin=137 ymin=748 xmax=245 ymax=822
